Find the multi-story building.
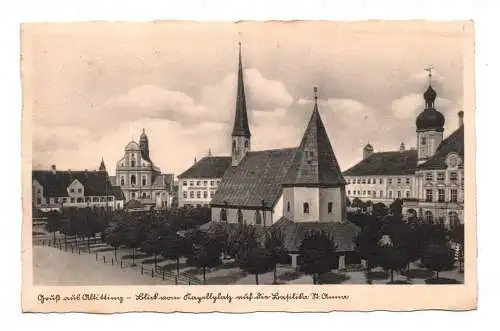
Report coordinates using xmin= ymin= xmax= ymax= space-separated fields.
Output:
xmin=115 ymin=129 xmax=174 ymax=209
xmin=177 ymin=153 xmax=231 ymax=208
xmin=32 ymin=162 xmax=125 ymax=211
xmin=342 ymin=72 xmax=465 ymax=228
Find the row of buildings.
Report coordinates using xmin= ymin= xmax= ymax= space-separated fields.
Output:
xmin=32 ymin=45 xmax=465 ymax=251
xmin=31 ymin=44 xmax=465 ymax=268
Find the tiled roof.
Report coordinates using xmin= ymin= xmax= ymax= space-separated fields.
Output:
xmin=211 ymin=148 xmax=298 ymax=208
xmin=178 ymin=156 xmax=232 ymax=179
xmin=283 ymin=105 xmax=346 ymax=187
xmin=419 ymin=125 xmax=464 ymax=170
xmin=32 ymin=170 xmax=114 ymax=197
xmin=342 ymin=149 xmax=418 ymax=176
xmin=271 ymin=220 xmax=360 ymax=253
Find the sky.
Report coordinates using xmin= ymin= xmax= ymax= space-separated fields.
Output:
xmin=24 ymin=21 xmax=471 ymax=176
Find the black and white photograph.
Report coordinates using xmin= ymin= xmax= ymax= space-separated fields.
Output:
xmin=21 ymin=21 xmax=475 ymax=312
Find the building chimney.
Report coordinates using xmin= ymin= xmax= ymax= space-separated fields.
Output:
xmin=399 ymin=142 xmax=405 ymax=152
xmin=458 ymin=110 xmax=464 ymax=128
xmin=51 ymin=165 xmax=56 ymax=175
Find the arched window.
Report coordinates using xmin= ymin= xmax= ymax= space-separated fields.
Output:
xmin=120 ymin=176 xmax=125 ymax=185
xmin=142 ymin=176 xmax=147 ymax=186
xmin=131 ymin=192 xmax=136 ymax=200
xmin=421 ymin=137 xmax=427 ymax=145
xmin=449 ymin=212 xmax=460 ymax=228
xmin=255 ymin=210 xmax=262 ymax=225
xmin=237 ymin=209 xmax=243 ymax=224
xmin=130 ymin=175 xmax=136 ymax=185
xmin=142 ymin=192 xmax=147 ymax=199
xmin=327 ymin=202 xmax=333 ymax=214
xmin=287 ymin=202 xmax=290 ymax=212
xmin=220 ymin=208 xmax=227 ymax=222
xmin=424 ymin=211 xmax=434 ymax=223
xmin=303 ymin=202 xmax=309 ymax=214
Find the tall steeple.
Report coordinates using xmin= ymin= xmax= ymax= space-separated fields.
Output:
xmin=231 ymin=41 xmax=251 ymax=167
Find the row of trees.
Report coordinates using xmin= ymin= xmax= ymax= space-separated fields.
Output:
xmin=354 ymin=207 xmax=464 ymax=283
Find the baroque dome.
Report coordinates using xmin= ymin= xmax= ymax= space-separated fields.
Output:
xmin=125 ymin=141 xmax=140 ymax=151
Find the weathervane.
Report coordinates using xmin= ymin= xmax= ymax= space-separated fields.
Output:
xmin=313 ymin=86 xmax=318 ymax=103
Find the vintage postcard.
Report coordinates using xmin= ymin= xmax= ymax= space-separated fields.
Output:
xmin=21 ymin=21 xmax=476 ymax=313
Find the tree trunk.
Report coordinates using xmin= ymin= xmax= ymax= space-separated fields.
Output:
xmin=114 ymin=246 xmax=118 ymax=261
xmin=87 ymin=237 xmax=91 ymax=252
xmin=203 ymin=267 xmax=206 ymax=284
xmin=154 ymin=254 xmax=158 ymax=269
xmin=255 ymin=273 xmax=259 ymax=285
xmin=390 ymin=270 xmax=394 ymax=283
xmin=53 ymin=232 xmax=56 ymax=246
xmin=312 ymin=274 xmax=317 ymax=285
xmin=273 ymin=265 xmax=277 ymax=284
xmin=64 ymin=234 xmax=67 ymax=251
xmin=176 ymin=257 xmax=180 ymax=275
xmin=132 ymin=248 xmax=135 ymax=265
xmin=436 ymin=271 xmax=439 ymax=280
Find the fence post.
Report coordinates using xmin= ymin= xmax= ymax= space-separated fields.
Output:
xmin=103 ymin=256 xmax=106 ymax=263
xmin=152 ymin=267 xmax=154 ymax=278
xmin=120 ymin=260 xmax=123 ymax=268
xmin=111 ymin=258 xmax=114 ymax=266
xmin=141 ymin=265 xmax=143 ymax=275
xmin=96 ymin=252 xmax=98 ymax=261
xmin=162 ymin=270 xmax=165 ymax=281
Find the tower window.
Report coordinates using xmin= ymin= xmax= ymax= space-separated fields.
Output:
xmin=244 ymin=140 xmax=249 ymax=148
xmin=120 ymin=176 xmax=125 ymax=185
xmin=303 ymin=202 xmax=309 ymax=214
xmin=327 ymin=202 xmax=333 ymax=214
xmin=130 ymin=175 xmax=136 ymax=185
xmin=142 ymin=192 xmax=147 ymax=199
xmin=142 ymin=176 xmax=147 ymax=186
xmin=220 ymin=208 xmax=227 ymax=222
xmin=421 ymin=137 xmax=427 ymax=145
xmin=425 ymin=173 xmax=433 ymax=181
xmin=131 ymin=159 xmax=136 ymax=167
xmin=232 ymin=140 xmax=236 ymax=151
xmin=287 ymin=201 xmax=290 ymax=212
xmin=406 ymin=191 xmax=410 ymax=198
xmin=425 ymin=189 xmax=433 ymax=202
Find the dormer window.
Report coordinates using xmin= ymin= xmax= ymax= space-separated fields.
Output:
xmin=70 ymin=188 xmax=75 ymax=193
xmin=77 ymin=188 xmax=82 ymax=193
xmin=305 ymin=151 xmax=314 ymax=163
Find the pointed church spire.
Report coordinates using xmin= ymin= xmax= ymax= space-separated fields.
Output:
xmin=194 ymin=156 xmax=197 ymax=164
xmin=283 ymin=87 xmax=346 ymax=187
xmin=99 ymin=158 xmax=106 ymax=172
xmin=231 ymin=41 xmax=251 ymax=138
xmin=208 ymin=148 xmax=212 ymax=157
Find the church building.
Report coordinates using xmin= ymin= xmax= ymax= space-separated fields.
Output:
xmin=343 ymin=70 xmax=465 ymax=228
xmin=206 ymin=44 xmax=360 ymax=269
xmin=115 ymin=129 xmax=174 ymax=209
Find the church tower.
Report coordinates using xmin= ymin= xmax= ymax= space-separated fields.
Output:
xmin=231 ymin=42 xmax=251 ymax=167
xmin=282 ymin=87 xmax=347 ymax=223
xmin=416 ymin=68 xmax=445 ymax=165
xmin=139 ymin=128 xmax=151 ymax=162
xmin=98 ymin=158 xmax=107 ymax=172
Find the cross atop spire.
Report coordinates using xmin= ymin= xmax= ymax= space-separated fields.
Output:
xmin=208 ymin=148 xmax=212 ymax=157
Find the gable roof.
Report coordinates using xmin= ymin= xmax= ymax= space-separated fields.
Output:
xmin=342 ymin=149 xmax=418 ymax=176
xmin=419 ymin=125 xmax=464 ymax=170
xmin=178 ymin=156 xmax=232 ymax=179
xmin=270 ymin=219 xmax=360 ymax=252
xmin=211 ymin=148 xmax=298 ymax=208
xmin=32 ymin=170 xmax=114 ymax=197
xmin=283 ymin=101 xmax=346 ymax=187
